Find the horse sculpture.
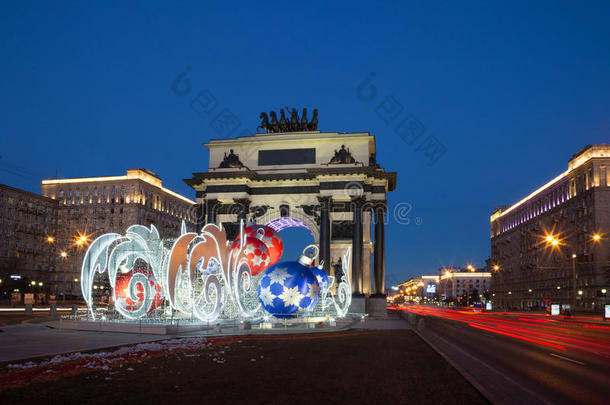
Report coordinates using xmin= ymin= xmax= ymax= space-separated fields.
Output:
xmin=258 ymin=108 xmax=318 ymax=133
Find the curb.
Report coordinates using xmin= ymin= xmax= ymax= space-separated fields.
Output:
xmin=390 ymin=309 xmax=495 ymax=404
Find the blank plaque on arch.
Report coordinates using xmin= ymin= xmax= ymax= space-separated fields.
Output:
xmin=258 ymin=148 xmax=316 ymax=165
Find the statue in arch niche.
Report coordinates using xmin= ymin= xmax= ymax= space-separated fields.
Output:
xmin=329 ymin=145 xmax=356 ymax=164
xmin=219 ymin=149 xmax=244 ymax=168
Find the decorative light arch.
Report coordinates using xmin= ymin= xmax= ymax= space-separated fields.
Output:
xmin=259 ymin=208 xmax=319 ymax=243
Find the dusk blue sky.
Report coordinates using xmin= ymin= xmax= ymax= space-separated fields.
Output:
xmin=1 ymin=1 xmax=609 ymax=284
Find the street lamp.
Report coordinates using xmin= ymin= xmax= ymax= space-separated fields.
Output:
xmin=543 ymin=232 xmax=603 ymax=310
xmin=60 ymin=251 xmax=68 ymax=258
xmin=47 ymin=236 xmax=55 ymax=243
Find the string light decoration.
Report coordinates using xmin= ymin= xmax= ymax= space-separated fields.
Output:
xmin=80 ymin=220 xmax=353 ymax=322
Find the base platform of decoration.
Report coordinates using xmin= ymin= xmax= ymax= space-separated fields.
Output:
xmin=366 ymin=295 xmax=388 ymax=318
xmin=58 ymin=319 xmax=212 ymax=335
xmin=349 ymin=295 xmax=366 ymax=314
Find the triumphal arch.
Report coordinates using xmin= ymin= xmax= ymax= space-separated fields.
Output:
xmin=185 ymin=110 xmax=396 ymax=314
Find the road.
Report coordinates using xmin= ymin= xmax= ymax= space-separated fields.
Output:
xmin=395 ymin=305 xmax=610 ymax=405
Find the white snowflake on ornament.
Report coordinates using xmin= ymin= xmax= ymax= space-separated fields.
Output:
xmin=268 ymin=268 xmax=290 ymax=285
xmin=279 ymin=286 xmax=304 ymax=307
xmin=305 ymin=282 xmax=320 ymax=300
xmin=258 ymin=286 xmax=275 ymax=307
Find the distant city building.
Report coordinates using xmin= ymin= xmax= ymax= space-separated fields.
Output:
xmin=0 ymin=184 xmax=58 ymax=294
xmin=438 ymin=268 xmax=491 ymax=301
xmin=397 ymin=277 xmax=423 ymax=301
xmin=490 ymin=144 xmax=610 ymax=310
xmin=396 ymin=267 xmax=490 ymax=303
xmin=35 ymin=168 xmax=196 ymax=297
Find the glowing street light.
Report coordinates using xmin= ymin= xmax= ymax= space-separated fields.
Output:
xmin=551 ymin=239 xmax=559 ymax=246
xmin=593 ymin=234 xmax=601 ymax=242
xmin=60 ymin=251 xmax=68 ymax=258
xmin=38 ymin=282 xmax=43 ymax=287
xmin=46 ymin=236 xmax=55 ymax=243
xmin=493 ymin=265 xmax=500 ymax=271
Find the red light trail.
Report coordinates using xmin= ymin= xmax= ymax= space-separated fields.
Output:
xmin=395 ymin=305 xmax=610 ymax=359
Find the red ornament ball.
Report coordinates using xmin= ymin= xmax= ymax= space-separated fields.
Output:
xmin=241 ymin=225 xmax=284 ymax=267
xmin=230 ymin=236 xmax=271 ymax=275
xmin=114 ymin=270 xmax=163 ymax=311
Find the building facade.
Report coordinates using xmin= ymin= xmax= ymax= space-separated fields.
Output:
xmin=439 ymin=268 xmax=491 ymax=301
xmin=490 ymin=144 xmax=610 ymax=310
xmin=0 ymin=184 xmax=58 ymax=295
xmin=185 ymin=129 xmax=396 ymax=314
xmin=398 ymin=277 xmax=424 ymax=302
xmin=40 ymin=168 xmax=196 ymax=296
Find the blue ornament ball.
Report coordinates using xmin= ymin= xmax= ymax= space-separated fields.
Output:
xmin=312 ymin=267 xmax=329 ymax=292
xmin=258 ymin=261 xmax=320 ymax=318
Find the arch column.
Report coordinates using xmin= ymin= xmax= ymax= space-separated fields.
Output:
xmin=206 ymin=199 xmax=218 ymax=225
xmin=351 ymin=196 xmax=363 ymax=295
xmin=318 ymin=196 xmax=331 ymax=273
xmin=373 ymin=201 xmax=387 ymax=296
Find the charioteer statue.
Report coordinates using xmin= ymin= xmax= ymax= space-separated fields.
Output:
xmin=258 ymin=108 xmax=318 ymax=133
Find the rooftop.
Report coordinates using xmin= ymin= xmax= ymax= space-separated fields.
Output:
xmin=41 ymin=169 xmax=195 ymax=204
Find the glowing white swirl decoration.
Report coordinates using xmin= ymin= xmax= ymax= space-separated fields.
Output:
xmin=81 ymin=221 xmax=354 ymax=322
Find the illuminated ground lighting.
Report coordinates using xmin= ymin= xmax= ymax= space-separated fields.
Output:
xmin=578 ymin=290 xmax=583 ymax=295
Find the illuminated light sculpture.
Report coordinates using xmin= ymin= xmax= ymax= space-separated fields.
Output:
xmin=257 ymin=245 xmax=320 ymax=318
xmin=81 ymin=220 xmax=353 ymax=322
xmin=114 ymin=270 xmax=163 ymax=311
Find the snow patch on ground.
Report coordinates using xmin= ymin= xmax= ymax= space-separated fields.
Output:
xmin=6 ymin=337 xmax=211 ymax=371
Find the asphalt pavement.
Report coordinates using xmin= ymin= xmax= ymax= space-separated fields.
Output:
xmin=397 ymin=306 xmax=610 ymax=405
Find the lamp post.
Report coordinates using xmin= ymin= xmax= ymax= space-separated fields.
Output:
xmin=571 ymin=253 xmax=577 ymax=309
